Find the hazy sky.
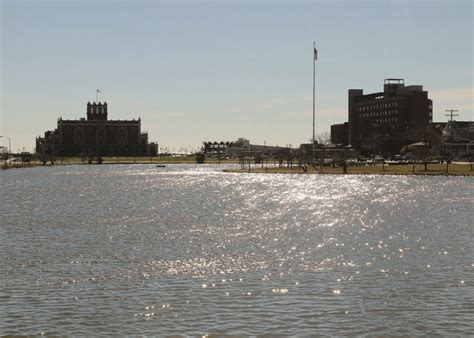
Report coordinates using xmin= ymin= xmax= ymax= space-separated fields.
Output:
xmin=1 ymin=0 xmax=473 ymax=153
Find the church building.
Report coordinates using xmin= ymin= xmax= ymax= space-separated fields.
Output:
xmin=36 ymin=102 xmax=157 ymax=157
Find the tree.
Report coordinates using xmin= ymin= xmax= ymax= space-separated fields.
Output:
xmin=253 ymin=152 xmax=263 ymax=165
xmin=315 ymin=133 xmax=331 ymax=170
xmin=296 ymin=148 xmax=309 ymax=171
xmin=467 ymin=151 xmax=474 ymax=171
xmin=238 ymin=151 xmax=246 ymax=169
xmin=421 ymin=127 xmax=441 ymax=170
xmin=195 ymin=153 xmax=206 ymax=164
xmin=285 ymin=148 xmax=294 ymax=168
xmin=274 ymin=148 xmax=287 ymax=168
xmin=37 ymin=153 xmax=49 ymax=166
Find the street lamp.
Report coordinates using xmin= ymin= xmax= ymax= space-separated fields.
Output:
xmin=0 ymin=135 xmax=11 ymax=154
xmin=0 ymin=136 xmax=11 ymax=163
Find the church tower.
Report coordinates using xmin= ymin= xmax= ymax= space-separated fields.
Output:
xmin=87 ymin=102 xmax=108 ymax=121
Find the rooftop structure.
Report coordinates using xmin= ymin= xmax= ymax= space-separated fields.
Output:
xmin=331 ymin=79 xmax=433 ymax=154
xmin=36 ymin=102 xmax=157 ymax=157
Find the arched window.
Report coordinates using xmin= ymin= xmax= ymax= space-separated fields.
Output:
xmin=117 ymin=128 xmax=127 ymax=145
xmin=74 ymin=127 xmax=85 ymax=145
xmin=96 ymin=128 xmax=106 ymax=145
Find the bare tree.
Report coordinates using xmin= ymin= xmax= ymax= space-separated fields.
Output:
xmin=253 ymin=152 xmax=263 ymax=165
xmin=195 ymin=152 xmax=205 ymax=164
xmin=406 ymin=126 xmax=442 ymax=171
xmin=315 ymin=132 xmax=331 ymax=145
xmin=296 ymin=148 xmax=309 ymax=172
xmin=274 ymin=148 xmax=287 ymax=168
xmin=285 ymin=148 xmax=294 ymax=168
xmin=315 ymin=133 xmax=331 ymax=170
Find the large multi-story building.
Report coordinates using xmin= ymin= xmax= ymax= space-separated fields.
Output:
xmin=36 ymin=102 xmax=157 ymax=157
xmin=331 ymin=79 xmax=433 ymax=153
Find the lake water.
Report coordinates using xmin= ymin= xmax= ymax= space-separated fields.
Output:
xmin=1 ymin=164 xmax=473 ymax=335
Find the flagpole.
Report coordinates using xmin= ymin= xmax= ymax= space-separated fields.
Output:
xmin=312 ymin=41 xmax=316 ymax=164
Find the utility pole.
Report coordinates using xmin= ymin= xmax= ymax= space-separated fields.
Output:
xmin=445 ymin=109 xmax=459 ymax=123
xmin=445 ymin=109 xmax=459 ymax=141
xmin=312 ymin=42 xmax=318 ymax=165
xmin=445 ymin=109 xmax=459 ymax=158
xmin=0 ymin=136 xmax=11 ymax=165
xmin=0 ymin=135 xmax=11 ymax=156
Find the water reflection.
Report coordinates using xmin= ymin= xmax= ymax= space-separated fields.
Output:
xmin=1 ymin=164 xmax=473 ymax=335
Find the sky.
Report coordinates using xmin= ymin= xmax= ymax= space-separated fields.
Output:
xmin=1 ymin=0 xmax=473 ymax=153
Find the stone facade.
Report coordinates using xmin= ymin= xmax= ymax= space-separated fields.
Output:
xmin=36 ymin=102 xmax=157 ymax=157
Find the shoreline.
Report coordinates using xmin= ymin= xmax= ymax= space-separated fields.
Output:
xmin=2 ymin=160 xmax=473 ymax=176
xmin=1 ymin=157 xmax=239 ymax=170
xmin=223 ymin=164 xmax=474 ymax=176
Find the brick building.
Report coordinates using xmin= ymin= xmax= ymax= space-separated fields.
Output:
xmin=331 ymin=79 xmax=433 ymax=154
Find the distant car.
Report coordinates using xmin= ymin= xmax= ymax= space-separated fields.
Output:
xmin=391 ymin=154 xmax=402 ymax=161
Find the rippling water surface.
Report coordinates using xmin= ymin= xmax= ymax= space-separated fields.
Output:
xmin=1 ymin=164 xmax=473 ymax=335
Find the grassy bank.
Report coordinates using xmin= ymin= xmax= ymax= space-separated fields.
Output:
xmin=2 ymin=162 xmax=43 ymax=170
xmin=3 ymin=158 xmax=472 ymax=176
xmin=224 ymin=163 xmax=474 ymax=176
xmin=58 ymin=156 xmax=240 ymax=164
xmin=2 ymin=156 xmax=239 ymax=169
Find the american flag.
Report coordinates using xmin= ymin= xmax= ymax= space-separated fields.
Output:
xmin=314 ymin=47 xmax=318 ymax=60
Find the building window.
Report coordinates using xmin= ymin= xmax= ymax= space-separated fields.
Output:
xmin=74 ymin=127 xmax=84 ymax=145
xmin=96 ymin=128 xmax=106 ymax=145
xmin=117 ymin=128 xmax=127 ymax=145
